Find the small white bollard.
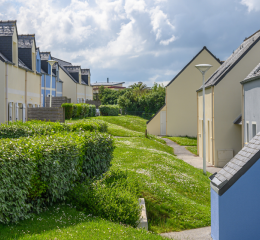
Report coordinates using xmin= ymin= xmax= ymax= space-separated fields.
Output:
xmin=137 ymin=198 xmax=148 ymax=231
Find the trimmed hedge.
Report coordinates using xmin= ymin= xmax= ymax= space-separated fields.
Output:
xmin=62 ymin=103 xmax=96 ymax=119
xmin=99 ymin=105 xmax=119 ymax=116
xmin=0 ymin=120 xmax=107 ymax=139
xmin=0 ymin=132 xmax=114 ymax=223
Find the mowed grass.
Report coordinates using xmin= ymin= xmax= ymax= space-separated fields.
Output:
xmin=87 ymin=115 xmax=147 ymax=133
xmin=112 ymin=137 xmax=211 ymax=233
xmin=165 ymin=136 xmax=197 ymax=146
xmin=0 ymin=204 xmax=165 ymax=240
xmin=186 ymin=146 xmax=198 ymax=156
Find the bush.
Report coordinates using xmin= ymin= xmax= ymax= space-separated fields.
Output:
xmin=62 ymin=103 xmax=96 ymax=119
xmin=0 ymin=120 xmax=107 ymax=139
xmin=62 ymin=103 xmax=73 ymax=119
xmin=99 ymin=105 xmax=119 ymax=116
xmin=67 ymin=170 xmax=141 ymax=227
xmin=0 ymin=132 xmax=114 ymax=223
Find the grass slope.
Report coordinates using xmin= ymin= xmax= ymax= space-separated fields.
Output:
xmin=112 ymin=137 xmax=211 ymax=233
xmin=87 ymin=115 xmax=147 ymax=133
xmin=186 ymin=146 xmax=198 ymax=156
xmin=165 ymin=136 xmax=197 ymax=146
xmin=0 ymin=204 xmax=165 ymax=240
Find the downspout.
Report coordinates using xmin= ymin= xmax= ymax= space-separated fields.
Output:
xmin=165 ymin=86 xmax=167 ymax=135
xmin=25 ymin=71 xmax=28 ymax=121
xmin=212 ymin=86 xmax=215 ymax=166
xmin=39 ymin=74 xmax=41 ymax=107
xmin=197 ymin=91 xmax=199 ymax=155
xmin=5 ymin=63 xmax=8 ymax=123
xmin=242 ymin=85 xmax=244 ymax=148
xmin=44 ymin=74 xmax=46 ymax=107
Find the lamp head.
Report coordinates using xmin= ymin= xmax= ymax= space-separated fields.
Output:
xmin=195 ymin=64 xmax=212 ymax=74
xmin=47 ymin=60 xmax=56 ymax=66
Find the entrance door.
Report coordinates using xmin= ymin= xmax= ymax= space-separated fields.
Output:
xmin=160 ymin=111 xmax=166 ymax=135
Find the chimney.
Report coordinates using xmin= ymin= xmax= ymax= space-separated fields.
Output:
xmin=107 ymin=78 xmax=109 ymax=83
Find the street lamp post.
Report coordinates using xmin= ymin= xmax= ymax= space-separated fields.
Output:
xmin=47 ymin=60 xmax=56 ymax=107
xmin=195 ymin=64 xmax=212 ymax=175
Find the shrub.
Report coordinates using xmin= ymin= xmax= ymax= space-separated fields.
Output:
xmin=62 ymin=103 xmax=96 ymax=119
xmin=66 ymin=170 xmax=141 ymax=227
xmin=0 ymin=120 xmax=107 ymax=139
xmin=0 ymin=132 xmax=114 ymax=223
xmin=99 ymin=105 xmax=119 ymax=116
xmin=62 ymin=103 xmax=73 ymax=119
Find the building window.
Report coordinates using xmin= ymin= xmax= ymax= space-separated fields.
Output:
xmin=252 ymin=123 xmax=257 ymax=138
xmin=246 ymin=122 xmax=249 ymax=143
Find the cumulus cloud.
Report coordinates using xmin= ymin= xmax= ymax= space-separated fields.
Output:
xmin=241 ymin=0 xmax=260 ymax=12
xmin=0 ymin=0 xmax=259 ymax=86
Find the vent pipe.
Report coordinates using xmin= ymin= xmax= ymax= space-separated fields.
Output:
xmin=107 ymin=78 xmax=109 ymax=83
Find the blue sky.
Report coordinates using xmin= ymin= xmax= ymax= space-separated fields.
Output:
xmin=0 ymin=0 xmax=259 ymax=86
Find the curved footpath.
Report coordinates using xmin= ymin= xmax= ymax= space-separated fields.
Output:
xmin=160 ymin=138 xmax=221 ymax=240
xmin=163 ymin=138 xmax=221 ymax=174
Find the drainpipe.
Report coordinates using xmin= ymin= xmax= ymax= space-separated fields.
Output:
xmin=25 ymin=71 xmax=27 ymax=122
xmin=5 ymin=64 xmax=8 ymax=123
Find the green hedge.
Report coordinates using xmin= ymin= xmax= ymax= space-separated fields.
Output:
xmin=0 ymin=120 xmax=107 ymax=139
xmin=0 ymin=132 xmax=114 ymax=223
xmin=62 ymin=103 xmax=96 ymax=119
xmin=99 ymin=105 xmax=119 ymax=116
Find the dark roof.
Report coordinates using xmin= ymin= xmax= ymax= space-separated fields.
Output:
xmin=63 ymin=65 xmax=81 ymax=72
xmin=59 ymin=64 xmax=78 ymax=83
xmin=146 ymin=104 xmax=166 ymax=124
xmin=0 ymin=51 xmax=14 ymax=64
xmin=18 ymin=58 xmax=33 ymax=72
xmin=18 ymin=35 xmax=36 ymax=49
xmin=91 ymin=82 xmax=125 ymax=86
xmin=241 ymin=62 xmax=260 ymax=84
xmin=166 ymin=46 xmax=222 ymax=87
xmin=233 ymin=114 xmax=242 ymax=125
xmin=198 ymin=30 xmax=260 ymax=91
xmin=81 ymin=69 xmax=90 ymax=75
xmin=52 ymin=56 xmax=72 ymax=67
xmin=210 ymin=133 xmax=260 ymax=196
xmin=41 ymin=68 xmax=47 ymax=74
xmin=40 ymin=52 xmax=51 ymax=60
xmin=0 ymin=20 xmax=17 ymax=36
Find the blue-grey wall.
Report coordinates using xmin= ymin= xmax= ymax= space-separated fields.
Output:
xmin=0 ymin=36 xmax=12 ymax=62
xmin=18 ymin=48 xmax=32 ymax=70
xmin=244 ymin=78 xmax=260 ymax=142
xmin=211 ymin=158 xmax=260 ymax=240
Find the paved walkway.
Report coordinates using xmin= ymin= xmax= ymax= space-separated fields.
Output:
xmin=163 ymin=138 xmax=221 ymax=174
xmin=160 ymin=227 xmax=212 ymax=240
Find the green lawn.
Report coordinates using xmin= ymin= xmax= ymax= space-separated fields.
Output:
xmin=112 ymin=137 xmax=211 ymax=233
xmin=0 ymin=204 xmax=165 ymax=240
xmin=1 ymin=116 xmax=210 ymax=237
xmin=86 ymin=115 xmax=147 ymax=133
xmin=165 ymin=136 xmax=197 ymax=146
xmin=186 ymin=146 xmax=198 ymax=156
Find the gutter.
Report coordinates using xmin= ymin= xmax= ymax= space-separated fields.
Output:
xmin=5 ymin=64 xmax=8 ymax=122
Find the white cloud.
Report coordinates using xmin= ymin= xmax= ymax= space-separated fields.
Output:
xmin=149 ymin=6 xmax=175 ymax=43
xmin=160 ymin=35 xmax=175 ymax=45
xmin=241 ymin=0 xmax=260 ymax=11
xmin=149 ymin=74 xmax=160 ymax=81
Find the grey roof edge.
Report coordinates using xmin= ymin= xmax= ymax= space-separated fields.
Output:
xmin=241 ymin=75 xmax=260 ymax=85
xmin=197 ymin=34 xmax=260 ymax=92
xmin=58 ymin=64 xmax=78 ymax=83
xmin=146 ymin=104 xmax=166 ymax=124
xmin=210 ymin=148 xmax=260 ymax=196
xmin=0 ymin=51 xmax=14 ymax=65
xmin=233 ymin=114 xmax=242 ymax=124
xmin=0 ymin=20 xmax=18 ymax=36
xmin=166 ymin=46 xmax=222 ymax=88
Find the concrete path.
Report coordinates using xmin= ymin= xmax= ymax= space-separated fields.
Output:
xmin=160 ymin=227 xmax=212 ymax=240
xmin=163 ymin=138 xmax=221 ymax=174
